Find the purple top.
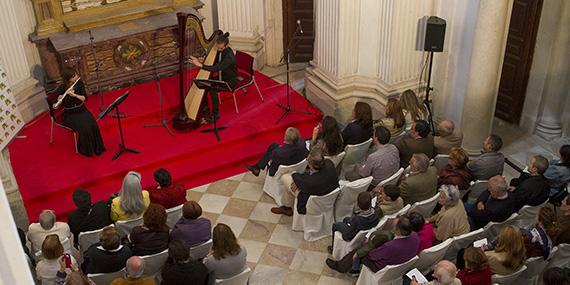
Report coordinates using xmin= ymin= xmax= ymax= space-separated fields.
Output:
xmin=170 ymin=217 xmax=212 ymax=247
xmin=417 ymin=223 xmax=436 ymax=253
xmin=367 ymin=232 xmax=420 ymax=270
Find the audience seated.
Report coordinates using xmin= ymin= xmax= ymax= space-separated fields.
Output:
xmin=82 ymin=226 xmax=132 ymax=274
xmin=510 ymin=155 xmax=550 ymax=211
xmin=434 ymin=120 xmax=464 ymax=155
xmin=466 ymin=175 xmax=516 ymax=230
xmin=245 ymin=127 xmax=308 ymax=177
xmin=542 ymin=267 xmax=570 ymax=285
xmin=272 ymin=148 xmax=339 ymax=216
xmin=400 ymin=89 xmax=427 ymax=131
xmin=544 ymin=144 xmax=570 ymax=200
xmin=28 ymin=209 xmax=72 ymax=253
xmin=409 ymin=212 xmax=435 ymax=252
xmin=128 ymin=203 xmax=170 ymax=256
xmin=346 ymin=126 xmax=400 ymax=187
xmin=342 ymin=101 xmax=374 ymax=146
xmin=111 ymin=171 xmax=151 ymax=222
xmin=556 ymin=197 xmax=570 ymax=245
xmin=372 ymin=184 xmax=404 ymax=216
xmin=161 ymin=240 xmax=208 ymax=285
xmin=521 ymin=206 xmax=554 ymax=259
xmin=328 ymin=192 xmax=380 ymax=253
xmin=67 ymin=189 xmax=112 ymax=246
xmin=377 ymin=98 xmax=406 ymax=137
xmin=170 ymin=201 xmax=212 ymax=248
xmin=36 ymin=235 xmax=78 ymax=285
xmin=400 ymin=153 xmax=438 ymax=205
xmin=110 ymin=256 xmax=156 ymax=285
xmin=396 ymin=120 xmax=434 ymax=168
xmin=310 ymin=115 xmax=344 ymax=156
xmin=467 ymin=134 xmax=504 ymax=180
xmin=427 ymin=185 xmax=470 ymax=242
xmin=484 ymin=225 xmax=526 ymax=275
xmin=456 ymin=247 xmax=492 ymax=285
xmin=203 ymin=223 xmax=247 ymax=283
xmin=438 ymin=147 xmax=472 ymax=191
xmin=411 ymin=260 xmax=462 ymax=285
xmin=60 ymin=271 xmax=93 ymax=285
xmin=147 ymin=168 xmax=186 ymax=209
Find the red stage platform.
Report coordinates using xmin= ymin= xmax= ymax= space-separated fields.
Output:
xmin=9 ymin=71 xmax=321 ymax=221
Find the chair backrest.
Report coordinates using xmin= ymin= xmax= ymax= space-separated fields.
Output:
xmin=189 ymin=239 xmax=213 ymax=261
xmin=482 ymin=213 xmax=519 ymax=240
xmin=214 ymin=267 xmax=252 ymax=285
xmin=491 ymin=265 xmax=527 ymax=284
xmin=444 ymin=228 xmax=485 ymax=262
xmin=307 ymin=188 xmax=342 ymax=215
xmin=381 ymin=204 xmax=411 ymax=232
xmin=166 ymin=204 xmax=184 ymax=229
xmin=115 ymin=216 xmax=144 ymax=237
xmin=343 ymin=139 xmax=373 ymax=166
xmin=408 ymin=193 xmax=439 ymax=218
xmin=334 ymin=176 xmax=373 ymax=221
xmin=79 ymin=227 xmax=106 ymax=255
xmin=516 ymin=256 xmax=547 ymax=284
xmin=433 ymin=154 xmax=450 ymax=171
xmin=517 ymin=200 xmax=548 ymax=222
xmin=546 ymin=243 xmax=570 ymax=269
xmin=415 ymin=239 xmax=453 ymax=274
xmin=378 ymin=168 xmax=404 ymax=187
xmin=378 ymin=256 xmax=420 ymax=284
xmin=88 ymin=269 xmax=125 ymax=285
xmin=465 ymin=180 xmax=488 ymax=203
xmin=325 ymin=151 xmax=346 ymax=168
xmin=235 ymin=51 xmax=255 ymax=76
xmin=141 ymin=249 xmax=169 ymax=277
xmin=274 ymin=159 xmax=308 ymax=179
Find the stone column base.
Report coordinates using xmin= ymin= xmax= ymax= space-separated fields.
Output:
xmin=535 ymin=121 xmax=563 ymax=140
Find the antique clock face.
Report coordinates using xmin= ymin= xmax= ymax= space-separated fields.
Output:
xmin=113 ymin=38 xmax=149 ymax=71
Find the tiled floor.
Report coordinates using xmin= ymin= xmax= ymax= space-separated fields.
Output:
xmin=185 ymin=171 xmax=357 ymax=285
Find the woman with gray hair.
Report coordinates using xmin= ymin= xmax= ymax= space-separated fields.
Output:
xmin=111 ymin=171 xmax=150 ymax=221
xmin=427 ymin=184 xmax=470 ymax=242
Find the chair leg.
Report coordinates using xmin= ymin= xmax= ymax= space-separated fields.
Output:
xmin=254 ymin=78 xmax=264 ymax=102
xmin=232 ymin=92 xmax=239 ymax=114
xmin=73 ymin=132 xmax=78 ymax=154
xmin=49 ymin=119 xmax=54 ymax=145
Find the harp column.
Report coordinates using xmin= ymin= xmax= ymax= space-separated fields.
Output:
xmin=217 ymin=0 xmax=266 ymax=68
xmin=305 ymin=0 xmax=434 ymax=124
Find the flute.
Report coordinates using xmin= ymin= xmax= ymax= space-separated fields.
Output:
xmin=53 ymin=77 xmax=81 ymax=109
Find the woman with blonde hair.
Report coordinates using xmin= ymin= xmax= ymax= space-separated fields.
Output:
xmin=400 ymin=89 xmax=427 ymax=130
xmin=377 ymin=98 xmax=405 ymax=137
xmin=204 ymin=223 xmax=247 ymax=283
xmin=111 ymin=171 xmax=151 ymax=221
xmin=485 ymin=225 xmax=527 ymax=275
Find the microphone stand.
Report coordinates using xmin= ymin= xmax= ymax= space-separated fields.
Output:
xmin=88 ymin=30 xmax=104 ymax=112
xmin=275 ymin=22 xmax=313 ymax=125
xmin=144 ymin=59 xmax=174 ymax=136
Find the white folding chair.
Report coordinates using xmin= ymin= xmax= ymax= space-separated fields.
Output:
xmin=491 ymin=265 xmax=527 ymax=284
xmin=334 ymin=176 xmax=373 ymax=222
xmin=515 ymin=200 xmax=548 ymax=229
xmin=408 ymin=193 xmax=439 ymax=218
xmin=515 ymin=256 xmax=547 ymax=285
xmin=262 ymin=159 xmax=308 ymax=206
xmin=380 ymin=205 xmax=411 ymax=232
xmin=166 ymin=204 xmax=183 ymax=229
xmin=88 ymin=269 xmax=125 ymax=285
xmin=141 ymin=249 xmax=169 ymax=278
xmin=444 ymin=228 xmax=485 ymax=263
xmin=214 ymin=267 xmax=252 ymax=285
xmin=465 ymin=180 xmax=488 ymax=203
xmin=189 ymin=239 xmax=213 ymax=261
xmin=433 ymin=154 xmax=450 ymax=171
xmin=115 ymin=216 xmax=144 ymax=237
xmin=78 ymin=227 xmax=107 ymax=261
xmin=292 ymin=188 xmax=341 ymax=241
xmin=356 ymin=256 xmax=419 ymax=285
xmin=482 ymin=213 xmax=519 ymax=240
xmin=325 ymin=151 xmax=346 ymax=168
xmin=545 ymin=244 xmax=570 ymax=269
xmin=414 ymin=239 xmax=453 ymax=274
xmin=332 ymin=229 xmax=370 ymax=260
xmin=378 ymin=168 xmax=404 ymax=187
xmin=341 ymin=139 xmax=373 ymax=179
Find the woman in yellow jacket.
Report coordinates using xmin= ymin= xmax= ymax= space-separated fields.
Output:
xmin=111 ymin=171 xmax=151 ymax=222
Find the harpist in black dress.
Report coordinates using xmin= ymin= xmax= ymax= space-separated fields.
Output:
xmin=55 ymin=68 xmax=106 ymax=157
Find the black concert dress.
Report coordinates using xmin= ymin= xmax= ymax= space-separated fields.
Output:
xmin=57 ymin=80 xmax=106 ymax=157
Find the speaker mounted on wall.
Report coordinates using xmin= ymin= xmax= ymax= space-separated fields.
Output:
xmin=416 ymin=16 xmax=446 ymax=52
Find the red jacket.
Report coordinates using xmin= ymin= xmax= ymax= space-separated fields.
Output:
xmin=457 ymin=265 xmax=492 ymax=285
xmin=148 ymin=183 xmax=186 ymax=209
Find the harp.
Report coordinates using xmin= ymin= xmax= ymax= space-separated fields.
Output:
xmin=172 ymin=12 xmax=223 ymax=131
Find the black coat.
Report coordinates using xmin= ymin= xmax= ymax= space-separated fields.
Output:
xmin=340 ymin=210 xmax=380 ymax=241
xmin=293 ymin=159 xmax=339 ymax=214
xmin=342 ymin=121 xmax=373 ymax=146
xmin=67 ymin=201 xmax=112 ymax=245
xmin=82 ymin=243 xmax=132 ymax=274
xmin=268 ymin=142 xmax=308 ymax=176
xmin=161 ymin=260 xmax=209 ymax=285
xmin=511 ymin=174 xmax=550 ymax=211
xmin=202 ymin=47 xmax=237 ymax=87
xmin=470 ymin=190 xmax=516 ymax=229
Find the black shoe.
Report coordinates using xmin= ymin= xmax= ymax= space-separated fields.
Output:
xmin=245 ymin=164 xmax=260 ymax=177
xmin=326 ymin=258 xmax=340 ymax=272
xmin=327 ymin=245 xmax=333 ymax=254
xmin=349 ymin=269 xmax=360 ymax=277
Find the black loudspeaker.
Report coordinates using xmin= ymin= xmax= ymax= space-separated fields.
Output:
xmin=416 ymin=16 xmax=446 ymax=52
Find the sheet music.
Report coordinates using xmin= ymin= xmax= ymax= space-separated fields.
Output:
xmin=406 ymin=268 xmax=428 ymax=283
xmin=473 ymin=238 xmax=488 ymax=248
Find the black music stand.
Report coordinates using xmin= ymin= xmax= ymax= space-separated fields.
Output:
xmin=98 ymin=91 xmax=141 ymax=160
xmin=193 ymin=78 xmax=230 ymax=141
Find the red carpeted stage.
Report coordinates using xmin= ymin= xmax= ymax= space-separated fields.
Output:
xmin=9 ymin=70 xmax=321 ymax=221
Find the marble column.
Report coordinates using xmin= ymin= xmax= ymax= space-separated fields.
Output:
xmin=460 ymin=0 xmax=512 ymax=153
xmin=217 ymin=0 xmax=265 ymax=68
xmin=535 ymin=0 xmax=570 ymax=140
xmin=263 ymin=0 xmax=284 ymax=66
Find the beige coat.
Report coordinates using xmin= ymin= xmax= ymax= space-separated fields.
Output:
xmin=428 ymin=200 xmax=470 ymax=241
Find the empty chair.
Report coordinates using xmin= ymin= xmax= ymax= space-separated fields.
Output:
xmin=141 ymin=249 xmax=169 ymax=278
xmin=189 ymin=239 xmax=213 ymax=261
xmin=325 ymin=151 xmax=346 ymax=168
xmin=545 ymin=244 xmax=570 ymax=269
xmin=515 ymin=256 xmax=547 ymax=285
xmin=165 ymin=204 xmax=183 ymax=229
xmin=414 ymin=239 xmax=453 ymax=274
xmin=433 ymin=154 xmax=450 ymax=171
xmin=341 ymin=139 xmax=373 ymax=179
xmin=356 ymin=256 xmax=419 ymax=285
xmin=444 ymin=228 xmax=485 ymax=263
xmin=332 ymin=229 xmax=370 ymax=260
xmin=88 ymin=269 xmax=125 ymax=285
xmin=491 ymin=265 xmax=527 ymax=285
xmin=115 ymin=216 xmax=144 ymax=237
xmin=334 ymin=176 xmax=373 ymax=222
xmin=292 ymin=188 xmax=341 ymax=241
xmin=377 ymin=168 xmax=404 ymax=187
xmin=465 ymin=180 xmax=488 ymax=203
xmin=78 ymin=227 xmax=106 ymax=258
xmin=262 ymin=159 xmax=308 ymax=206
xmin=482 ymin=213 xmax=519 ymax=240
xmin=214 ymin=267 xmax=252 ymax=285
xmin=408 ymin=193 xmax=439 ymax=218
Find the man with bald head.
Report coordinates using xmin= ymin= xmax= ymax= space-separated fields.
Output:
xmin=467 ymin=175 xmax=516 ymax=230
xmin=510 ymin=155 xmax=550 ymax=211
xmin=110 ymin=256 xmax=156 ymax=285
xmin=410 ymin=260 xmax=461 ymax=285
xmin=27 ymin=209 xmax=72 ymax=253
xmin=434 ymin=119 xmax=463 ymax=155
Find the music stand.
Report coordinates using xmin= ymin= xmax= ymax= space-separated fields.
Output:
xmin=193 ymin=78 xmax=230 ymax=141
xmin=99 ymin=91 xmax=141 ymax=160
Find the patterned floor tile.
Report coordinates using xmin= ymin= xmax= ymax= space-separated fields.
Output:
xmin=289 ymin=249 xmax=329 ymax=274
xmin=268 ymin=224 xmax=304 ymax=248
xmin=215 ymin=215 xmax=248 ymax=237
xmin=185 ymin=190 xmax=203 ymax=202
xmin=205 ymin=179 xmax=240 ymax=196
xmin=282 ymin=270 xmax=320 ymax=285
xmin=232 ymin=181 xmax=264 ymax=201
xmin=239 ymin=239 xmax=268 ymax=263
xmin=250 ymin=264 xmax=288 ymax=285
xmin=249 ymin=202 xmax=282 ymax=223
xmin=317 ymin=275 xmax=356 ymax=285
xmin=222 ymin=198 xmax=257 ymax=218
xmin=239 ymin=220 xmax=277 ymax=243
xmin=257 ymin=244 xmax=298 ymax=268
xmin=198 ymin=193 xmax=230 ymax=214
